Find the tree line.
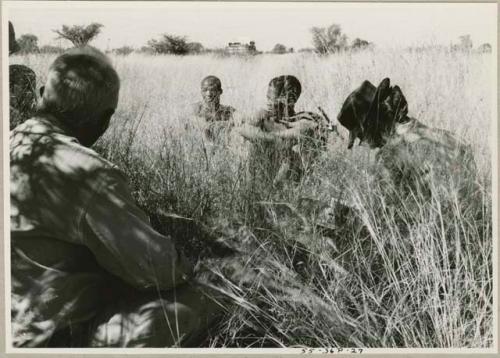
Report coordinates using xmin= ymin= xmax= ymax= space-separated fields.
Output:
xmin=14 ymin=22 xmax=492 ymax=56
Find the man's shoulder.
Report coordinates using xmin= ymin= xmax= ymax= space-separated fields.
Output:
xmin=11 ymin=118 xmax=118 ymax=173
xmin=191 ymin=102 xmax=204 ymax=117
xmin=245 ymin=108 xmax=271 ymax=126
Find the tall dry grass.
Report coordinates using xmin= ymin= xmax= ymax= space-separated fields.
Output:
xmin=11 ymin=49 xmax=493 ymax=347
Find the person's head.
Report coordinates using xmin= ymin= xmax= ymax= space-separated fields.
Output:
xmin=10 ymin=64 xmax=37 ymax=129
xmin=201 ymin=76 xmax=223 ymax=105
xmin=9 ymin=21 xmax=20 ymax=55
xmin=266 ymin=75 xmax=302 ymax=117
xmin=37 ymin=46 xmax=120 ymax=147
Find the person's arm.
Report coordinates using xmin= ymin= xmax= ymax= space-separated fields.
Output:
xmin=274 ymin=119 xmax=318 ymax=140
xmin=238 ymin=123 xmax=281 ymax=143
xmin=80 ymin=167 xmax=193 ymax=291
xmin=237 ymin=111 xmax=282 ymax=143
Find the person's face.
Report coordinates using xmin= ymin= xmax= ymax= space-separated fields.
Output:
xmin=267 ymin=83 xmax=300 ymax=111
xmin=201 ymin=81 xmax=222 ymax=104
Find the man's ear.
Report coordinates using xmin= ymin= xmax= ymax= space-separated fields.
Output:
xmin=39 ymin=86 xmax=45 ymax=98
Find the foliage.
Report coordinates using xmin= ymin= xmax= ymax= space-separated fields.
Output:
xmin=53 ymin=23 xmax=104 ymax=47
xmin=351 ymin=38 xmax=372 ymax=51
xmin=148 ymin=34 xmax=190 ymax=55
xmin=17 ymin=34 xmax=39 ymax=54
xmin=459 ymin=35 xmax=473 ymax=50
xmin=247 ymin=41 xmax=257 ymax=53
xmin=138 ymin=45 xmax=156 ymax=55
xmin=310 ymin=24 xmax=348 ymax=54
xmin=271 ymin=43 xmax=288 ymax=54
xmin=187 ymin=42 xmax=204 ymax=54
xmin=39 ymin=45 xmax=65 ymax=54
xmin=452 ymin=34 xmax=474 ymax=52
xmin=477 ymin=43 xmax=492 ymax=53
xmin=113 ymin=46 xmax=134 ymax=56
xmin=13 ymin=49 xmax=493 ymax=348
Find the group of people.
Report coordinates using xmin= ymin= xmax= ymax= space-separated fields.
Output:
xmin=9 ymin=20 xmax=474 ymax=348
xmin=193 ymin=73 xmax=332 ymax=186
xmin=8 ymin=42 xmax=330 ymax=347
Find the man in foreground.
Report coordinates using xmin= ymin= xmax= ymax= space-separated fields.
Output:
xmin=10 ymin=47 xmax=222 ymax=348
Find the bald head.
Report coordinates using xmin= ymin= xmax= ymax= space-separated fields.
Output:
xmin=201 ymin=76 xmax=222 ymax=90
xmin=201 ymin=75 xmax=223 ymax=105
xmin=38 ymin=47 xmax=120 ymax=146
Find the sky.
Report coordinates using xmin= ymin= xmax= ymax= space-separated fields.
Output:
xmin=6 ymin=1 xmax=497 ymax=52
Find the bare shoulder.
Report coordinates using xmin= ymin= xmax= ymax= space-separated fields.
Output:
xmin=191 ymin=101 xmax=203 ymax=116
xmin=243 ymin=108 xmax=270 ymax=127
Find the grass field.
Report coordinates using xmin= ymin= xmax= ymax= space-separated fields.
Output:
xmin=11 ymin=49 xmax=494 ymax=348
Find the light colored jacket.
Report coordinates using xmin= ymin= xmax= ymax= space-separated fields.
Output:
xmin=375 ymin=117 xmax=476 ymax=195
xmin=10 ymin=117 xmax=192 ymax=347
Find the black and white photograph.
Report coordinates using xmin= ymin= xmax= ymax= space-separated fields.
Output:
xmin=2 ymin=0 xmax=498 ymax=353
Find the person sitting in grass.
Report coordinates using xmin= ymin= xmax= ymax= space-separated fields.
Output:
xmin=192 ymin=75 xmax=235 ymax=143
xmin=239 ymin=75 xmax=328 ymax=186
xmin=10 ymin=46 xmax=224 ymax=348
xmin=9 ymin=21 xmax=37 ymax=130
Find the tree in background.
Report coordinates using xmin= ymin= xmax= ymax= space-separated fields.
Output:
xmin=148 ymin=34 xmax=190 ymax=55
xmin=17 ymin=34 xmax=39 ymax=54
xmin=459 ymin=35 xmax=473 ymax=51
xmin=477 ymin=43 xmax=492 ymax=53
xmin=187 ymin=42 xmax=204 ymax=54
xmin=247 ymin=41 xmax=257 ymax=53
xmin=138 ymin=45 xmax=156 ymax=55
xmin=39 ymin=45 xmax=65 ymax=54
xmin=310 ymin=24 xmax=348 ymax=54
xmin=54 ymin=23 xmax=104 ymax=47
xmin=113 ymin=46 xmax=134 ymax=56
xmin=298 ymin=48 xmax=315 ymax=53
xmin=271 ymin=43 xmax=288 ymax=54
xmin=451 ymin=35 xmax=474 ymax=52
xmin=351 ymin=38 xmax=372 ymax=51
